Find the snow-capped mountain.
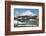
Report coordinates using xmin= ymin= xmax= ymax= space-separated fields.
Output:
xmin=19 ymin=11 xmax=36 ymax=16
xmin=15 ymin=10 xmax=36 ymax=17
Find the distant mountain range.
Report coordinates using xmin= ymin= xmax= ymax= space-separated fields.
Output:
xmin=14 ymin=10 xmax=39 ymax=20
xmin=19 ymin=11 xmax=36 ymax=16
xmin=15 ymin=11 xmax=36 ymax=17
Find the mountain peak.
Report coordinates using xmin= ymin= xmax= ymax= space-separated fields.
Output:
xmin=19 ymin=10 xmax=36 ymax=16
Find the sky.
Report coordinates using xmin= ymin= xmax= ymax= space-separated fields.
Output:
xmin=14 ymin=8 xmax=39 ymax=16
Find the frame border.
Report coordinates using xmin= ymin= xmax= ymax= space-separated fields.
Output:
xmin=5 ymin=1 xmax=45 ymax=35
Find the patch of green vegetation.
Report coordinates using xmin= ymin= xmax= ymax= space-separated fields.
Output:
xmin=17 ymin=18 xmax=38 ymax=26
